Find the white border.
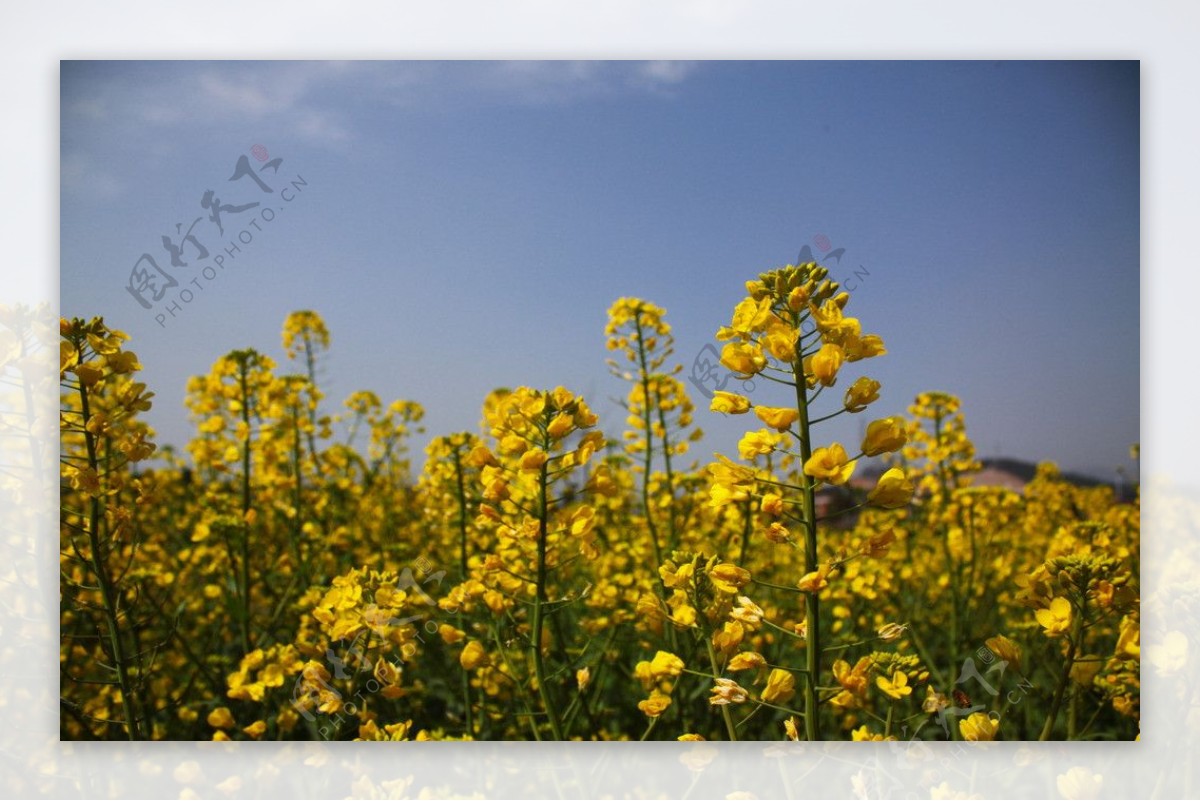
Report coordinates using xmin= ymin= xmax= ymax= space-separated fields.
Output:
xmin=4 ymin=2 xmax=1193 ymax=798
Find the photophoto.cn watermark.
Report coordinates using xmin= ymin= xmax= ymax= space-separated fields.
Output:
xmin=688 ymin=233 xmax=872 ymax=400
xmin=122 ymin=144 xmax=309 ymax=328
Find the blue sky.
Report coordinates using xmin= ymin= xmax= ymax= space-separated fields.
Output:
xmin=60 ymin=60 xmax=1139 ymax=480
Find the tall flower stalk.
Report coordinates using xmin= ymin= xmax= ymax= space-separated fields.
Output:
xmin=185 ymin=348 xmax=275 ymax=654
xmin=463 ymin=386 xmax=604 ymax=740
xmin=60 ymin=317 xmax=158 ymax=739
xmin=605 ymin=298 xmax=700 ymax=579
xmin=707 ymin=263 xmax=909 ymax=740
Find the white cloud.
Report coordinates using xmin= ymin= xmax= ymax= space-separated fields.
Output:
xmin=637 ymin=60 xmax=698 ymax=86
xmin=294 ymin=108 xmax=351 ymax=143
xmin=60 ymin=60 xmax=700 ymax=156
xmin=61 ymin=152 xmax=125 ymax=199
xmin=472 ymin=60 xmax=699 ymax=102
xmin=198 ymin=72 xmax=290 ymax=115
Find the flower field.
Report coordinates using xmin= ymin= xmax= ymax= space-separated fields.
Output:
xmin=60 ymin=262 xmax=1139 ymax=741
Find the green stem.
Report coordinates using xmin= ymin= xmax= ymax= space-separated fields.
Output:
xmin=632 ymin=314 xmax=679 ymax=659
xmin=654 ymin=396 xmax=680 ymax=552
xmin=450 ymin=445 xmax=475 ymax=738
xmin=933 ymin=412 xmax=961 ymax=685
xmin=633 ymin=316 xmax=667 ymax=580
xmin=705 ymin=639 xmax=739 ymax=741
xmin=302 ymin=337 xmax=322 ymax=470
xmin=238 ymin=359 xmax=253 ymax=654
xmin=452 ymin=447 xmax=470 ymax=580
xmin=531 ymin=457 xmax=563 ymax=740
xmin=791 ymin=334 xmax=821 ymax=742
xmin=491 ymin=624 xmax=540 ymax=741
xmin=290 ymin=407 xmax=309 ymax=585
xmin=77 ymin=377 xmax=141 ymax=740
xmin=1040 ymin=598 xmax=1085 ymax=741
xmin=739 ymin=499 xmax=753 ymax=565
xmin=639 ymin=715 xmax=659 ymax=741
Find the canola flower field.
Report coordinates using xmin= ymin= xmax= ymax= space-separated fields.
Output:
xmin=60 ymin=262 xmax=1139 ymax=742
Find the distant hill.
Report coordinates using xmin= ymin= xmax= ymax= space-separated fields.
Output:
xmin=852 ymin=456 xmax=1136 ymax=500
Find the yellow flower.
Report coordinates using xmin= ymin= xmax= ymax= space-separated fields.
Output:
xmin=1116 ymin=615 xmax=1139 ymax=659
xmin=727 ymin=651 xmax=766 ymax=671
xmin=761 ymin=668 xmax=796 ymax=705
xmin=810 ymin=305 xmax=853 ymax=343
xmin=105 ymin=350 xmax=142 ymax=374
xmin=761 ymin=319 xmax=798 ymax=361
xmin=764 ymin=521 xmax=790 ymax=543
xmin=738 ymin=429 xmax=781 ymax=460
xmin=807 ymin=343 xmax=845 ymax=386
xmin=876 ymin=670 xmax=912 ymax=700
xmin=648 ymin=650 xmax=685 ymax=680
xmin=850 ymin=725 xmax=893 ymax=741
xmin=373 ymin=659 xmax=401 ymax=689
xmin=72 ymin=361 xmax=105 ymax=387
xmin=984 ymin=635 xmax=1022 ymax=673
xmin=784 ymin=717 xmax=801 ymax=741
xmin=922 ymin=686 xmax=949 ymax=714
xmin=439 ymin=624 xmax=466 ymax=645
xmin=708 ymin=455 xmax=755 ymax=507
xmin=720 ymin=342 xmax=767 ymax=377
xmin=459 ymin=641 xmax=487 ymax=670
xmin=638 ymin=690 xmax=672 ymax=718
xmin=206 ymin=707 xmax=235 ymax=730
xmin=281 ymin=310 xmax=330 ymax=358
xmin=60 ymin=340 xmax=79 ymax=376
xmin=710 ymin=391 xmax=751 ymax=414
xmin=712 ymin=621 xmax=745 ymax=653
xmin=843 ymin=376 xmax=881 ymax=412
xmin=709 ymin=678 xmax=749 ymax=705
xmin=519 ymin=391 xmax=547 ymax=419
xmin=572 ymin=399 xmax=598 ymax=429
xmin=803 ymin=443 xmax=855 ymax=485
xmin=464 ymin=444 xmax=498 ymax=468
xmin=659 ymin=561 xmax=695 ymax=589
xmin=1035 ymin=597 xmax=1072 ymax=637
xmin=499 ymin=434 xmax=528 ymax=455
xmin=242 ymin=719 xmax=267 ymax=739
xmin=708 ymin=563 xmax=751 ymax=594
xmin=633 ymin=659 xmax=654 ymax=689
xmin=797 ymin=564 xmax=831 ymax=594
xmin=518 ymin=448 xmax=549 ymax=472
xmin=834 ymin=657 xmax=872 ymax=697
xmin=754 ymin=406 xmax=799 ymax=431
xmin=547 ymin=412 xmax=574 ymax=438
xmin=65 ymin=465 xmax=101 ymax=495
xmin=576 ymin=667 xmax=591 ymax=692
xmin=959 ymin=712 xmax=999 ymax=741
xmin=570 ymin=505 xmax=596 ymax=538
xmin=867 ymin=468 xmax=914 ymax=508
xmin=844 ymin=333 xmax=886 ymax=361
xmin=728 ymin=296 xmax=775 ymax=336
xmin=862 ymin=416 xmax=907 ymax=456
xmin=730 ymin=596 xmax=764 ymax=626
xmin=860 ymin=528 xmax=897 ymax=558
